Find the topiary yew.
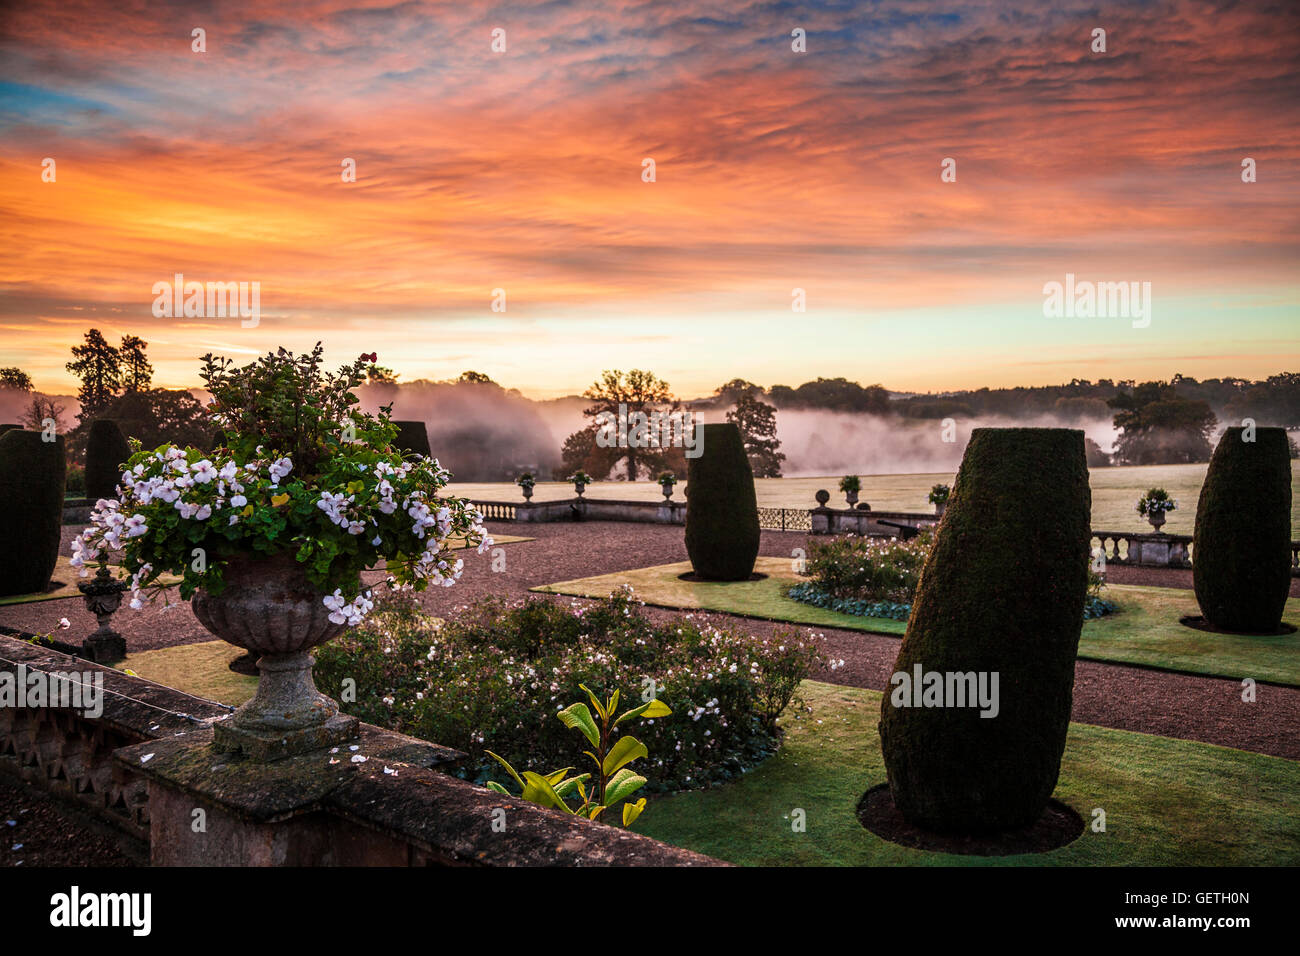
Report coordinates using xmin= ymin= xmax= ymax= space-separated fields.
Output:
xmin=85 ymin=418 xmax=132 ymax=500
xmin=1193 ymin=426 xmax=1292 ymax=633
xmin=684 ymin=422 xmax=760 ymax=581
xmin=0 ymin=429 xmax=66 ymax=596
xmin=393 ymin=420 xmax=432 ymax=459
xmin=878 ymin=428 xmax=1091 ymax=833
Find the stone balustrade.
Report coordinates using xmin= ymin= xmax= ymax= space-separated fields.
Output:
xmin=0 ymin=633 xmax=721 ymax=867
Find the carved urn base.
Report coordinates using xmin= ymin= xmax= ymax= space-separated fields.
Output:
xmin=192 ymin=552 xmax=359 ymax=762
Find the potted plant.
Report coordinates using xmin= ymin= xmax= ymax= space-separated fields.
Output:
xmin=71 ymin=345 xmax=488 ymax=760
xmin=569 ymin=471 xmax=593 ymax=497
xmin=928 ymin=483 xmax=951 ymax=516
xmin=657 ymin=471 xmax=676 ymax=499
xmin=1136 ymin=487 xmax=1176 ymax=532
xmin=516 ymin=472 xmax=536 ymax=501
xmin=839 ymin=475 xmax=861 ymax=508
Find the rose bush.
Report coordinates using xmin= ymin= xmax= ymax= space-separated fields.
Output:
xmin=313 ymin=585 xmax=827 ymax=791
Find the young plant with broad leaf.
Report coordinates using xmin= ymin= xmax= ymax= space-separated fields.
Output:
xmin=485 ymin=683 xmax=671 ymax=828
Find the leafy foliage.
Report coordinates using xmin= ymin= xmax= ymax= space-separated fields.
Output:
xmin=314 ymin=586 xmax=824 ymax=791
xmin=485 ymin=685 xmax=671 ymax=827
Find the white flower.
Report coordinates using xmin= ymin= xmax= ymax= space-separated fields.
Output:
xmin=190 ymin=459 xmax=217 ymax=483
xmin=230 ymin=494 xmax=247 ymax=508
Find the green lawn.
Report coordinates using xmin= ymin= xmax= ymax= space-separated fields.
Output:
xmin=451 ymin=461 xmax=1300 ymax=537
xmin=120 ymin=640 xmax=257 ymax=706
xmin=636 ymin=680 xmax=1300 ymax=866
xmin=535 ymin=558 xmax=1300 ymax=686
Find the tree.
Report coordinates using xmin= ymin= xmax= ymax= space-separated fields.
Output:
xmin=0 ymin=430 xmax=66 ymax=596
xmin=21 ymin=394 xmax=66 ymax=433
xmin=458 ymin=370 xmax=495 ymax=384
xmin=119 ymin=335 xmax=153 ymax=392
xmin=768 ymin=377 xmax=892 ymax=414
xmin=1192 ymin=427 xmax=1292 ymax=633
xmin=1108 ymin=381 xmax=1217 ymax=464
xmin=66 ymin=329 xmax=121 ymax=420
xmin=727 ymin=393 xmax=785 ymax=477
xmin=684 ymin=423 xmax=760 ymax=581
xmin=713 ymin=378 xmax=763 ymax=407
xmin=0 ymin=367 xmax=33 ymax=391
xmin=564 ymin=369 xmax=677 ymax=480
xmin=65 ymin=388 xmax=209 ymax=465
xmin=879 ymin=428 xmax=1090 ymax=833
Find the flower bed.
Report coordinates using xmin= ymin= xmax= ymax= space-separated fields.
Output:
xmin=313 ymin=586 xmax=825 ymax=791
xmin=791 ymin=533 xmax=1117 ymax=621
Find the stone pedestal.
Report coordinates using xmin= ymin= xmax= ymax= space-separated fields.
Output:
xmin=114 ymin=723 xmax=464 ymax=866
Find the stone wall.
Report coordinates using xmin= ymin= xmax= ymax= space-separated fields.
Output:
xmin=0 ymin=635 xmax=720 ymax=867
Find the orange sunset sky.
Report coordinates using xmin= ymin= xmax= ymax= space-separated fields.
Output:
xmin=1 ymin=0 xmax=1297 ymax=399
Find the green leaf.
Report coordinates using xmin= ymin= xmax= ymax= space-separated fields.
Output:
xmin=553 ymin=773 xmax=591 ymax=799
xmin=622 ymin=797 xmax=647 ymax=828
xmin=578 ymin=683 xmax=607 ymax=721
xmin=614 ymin=698 xmax=672 ymax=725
xmin=603 ymin=768 xmax=647 ymax=806
xmin=544 ymin=767 xmax=575 ymax=786
xmin=484 ymin=781 xmax=511 ymax=795
xmin=484 ymin=750 xmax=523 ymax=789
xmin=602 ymin=736 xmax=648 ymax=777
xmin=521 ymin=771 xmax=574 ymax=813
xmin=557 ymin=703 xmax=600 ymax=748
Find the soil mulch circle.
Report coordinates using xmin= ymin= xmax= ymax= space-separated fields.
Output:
xmin=677 ymin=571 xmax=768 ymax=582
xmin=856 ymin=783 xmax=1084 ymax=856
xmin=1179 ymin=615 xmax=1297 ymax=636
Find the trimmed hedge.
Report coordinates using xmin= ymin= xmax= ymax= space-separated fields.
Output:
xmin=0 ymin=429 xmax=66 ymax=596
xmin=85 ymin=418 xmax=132 ymax=500
xmin=1193 ymin=426 xmax=1292 ymax=633
xmin=878 ymin=428 xmax=1091 ymax=833
xmin=393 ymin=420 xmax=432 ymax=459
xmin=685 ymin=422 xmax=760 ymax=581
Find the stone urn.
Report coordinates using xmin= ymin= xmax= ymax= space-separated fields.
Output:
xmin=934 ymin=501 xmax=947 ymax=518
xmin=1147 ymin=509 xmax=1166 ymax=533
xmin=573 ymin=480 xmax=586 ymax=498
xmin=192 ymin=551 xmax=359 ymax=761
xmin=661 ymin=481 xmax=675 ymax=500
xmin=520 ymin=483 xmax=534 ymax=501
xmin=77 ymin=564 xmax=128 ymax=664
xmin=845 ymin=490 xmax=859 ymax=508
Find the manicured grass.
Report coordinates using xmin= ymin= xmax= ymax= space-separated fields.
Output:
xmin=636 ymin=680 xmax=1300 ymax=866
xmin=535 ymin=561 xmax=1300 ymax=686
xmin=120 ymin=640 xmax=257 ymax=707
xmin=0 ymin=557 xmax=183 ymax=607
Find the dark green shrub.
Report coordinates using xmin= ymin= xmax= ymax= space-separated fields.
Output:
xmin=879 ymin=428 xmax=1091 ymax=833
xmin=393 ymin=420 xmax=432 ymax=459
xmin=0 ymin=430 xmax=66 ymax=596
xmin=685 ymin=422 xmax=760 ymax=580
xmin=84 ymin=418 xmax=131 ymax=500
xmin=1193 ymin=426 xmax=1292 ymax=633
xmin=0 ymin=424 xmax=21 ymax=437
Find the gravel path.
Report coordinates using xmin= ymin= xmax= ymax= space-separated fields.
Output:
xmin=3 ymin=522 xmax=1297 ymax=761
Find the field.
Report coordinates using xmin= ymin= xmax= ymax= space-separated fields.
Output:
xmin=449 ymin=461 xmax=1300 ymax=538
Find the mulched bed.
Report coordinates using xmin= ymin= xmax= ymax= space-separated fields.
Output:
xmin=1179 ymin=615 xmax=1297 ymax=636
xmin=856 ymin=784 xmax=1084 ymax=855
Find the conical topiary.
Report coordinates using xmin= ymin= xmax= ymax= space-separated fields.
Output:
xmin=393 ymin=420 xmax=432 ymax=459
xmin=1192 ymin=426 xmax=1292 ymax=633
xmin=85 ymin=418 xmax=132 ymax=500
xmin=879 ymin=428 xmax=1091 ymax=833
xmin=0 ymin=429 xmax=66 ymax=596
xmin=684 ymin=422 xmax=760 ymax=581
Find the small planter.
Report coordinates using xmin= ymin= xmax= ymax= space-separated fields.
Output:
xmin=934 ymin=501 xmax=947 ymax=518
xmin=661 ymin=483 xmax=675 ymax=500
xmin=1147 ymin=510 xmax=1166 ymax=533
xmin=520 ymin=484 xmax=534 ymax=501
xmin=77 ymin=565 xmax=128 ymax=663
xmin=574 ymin=481 xmax=587 ymax=498
xmin=845 ymin=490 xmax=859 ymax=508
xmin=192 ymin=552 xmax=359 ymax=761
